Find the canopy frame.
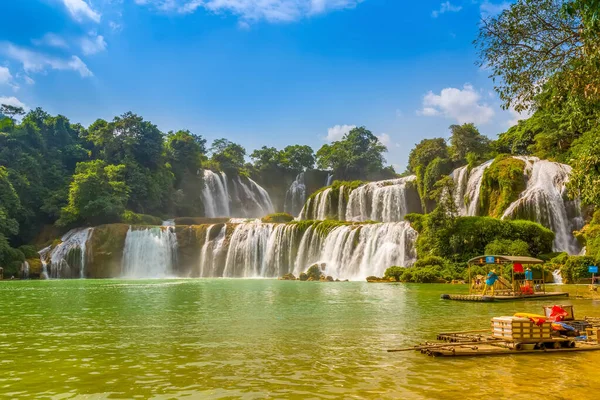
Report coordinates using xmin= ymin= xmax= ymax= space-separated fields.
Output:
xmin=467 ymin=255 xmax=545 ymax=296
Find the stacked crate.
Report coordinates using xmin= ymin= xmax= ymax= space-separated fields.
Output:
xmin=491 ymin=317 xmax=553 ymax=342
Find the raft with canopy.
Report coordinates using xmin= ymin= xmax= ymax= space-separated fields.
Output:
xmin=441 ymin=255 xmax=569 ymax=301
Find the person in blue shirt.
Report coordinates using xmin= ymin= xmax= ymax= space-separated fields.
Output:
xmin=525 ymin=267 xmax=533 ymax=287
xmin=482 ymin=269 xmax=498 ymax=296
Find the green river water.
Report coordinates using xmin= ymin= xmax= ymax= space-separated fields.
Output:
xmin=1 ymin=279 xmax=599 ymax=399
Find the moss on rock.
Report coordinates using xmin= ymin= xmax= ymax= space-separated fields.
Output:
xmin=479 ymin=155 xmax=526 ymax=218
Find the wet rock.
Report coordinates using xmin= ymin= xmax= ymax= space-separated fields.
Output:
xmin=279 ymin=273 xmax=297 ymax=281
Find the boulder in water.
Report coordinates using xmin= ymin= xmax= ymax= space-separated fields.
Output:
xmin=279 ymin=273 xmax=297 ymax=281
xmin=299 ymin=273 xmax=308 ymax=281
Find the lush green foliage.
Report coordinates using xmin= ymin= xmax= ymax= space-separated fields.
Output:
xmin=384 ymin=266 xmax=404 ymax=282
xmin=316 ymin=127 xmax=392 ymax=180
xmin=484 ymin=239 xmax=531 ymax=257
xmin=58 ymin=161 xmax=130 ymax=227
xmin=261 ymin=213 xmax=295 ymax=223
xmin=449 ymin=123 xmax=492 ymax=165
xmin=408 ymin=212 xmax=554 ymax=264
xmin=479 ymin=155 xmax=526 ymax=217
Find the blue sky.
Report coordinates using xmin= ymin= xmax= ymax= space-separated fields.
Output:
xmin=0 ymin=0 xmax=521 ymax=171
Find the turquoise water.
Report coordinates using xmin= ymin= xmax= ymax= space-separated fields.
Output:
xmin=0 ymin=280 xmax=599 ymax=399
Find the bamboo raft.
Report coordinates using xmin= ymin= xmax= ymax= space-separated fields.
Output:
xmin=388 ymin=317 xmax=600 ymax=358
xmin=441 ymin=292 xmax=570 ymax=302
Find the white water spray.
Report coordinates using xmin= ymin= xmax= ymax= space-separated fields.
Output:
xmin=122 ymin=226 xmax=178 ymax=278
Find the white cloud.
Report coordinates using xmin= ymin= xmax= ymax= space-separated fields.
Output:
xmin=326 ymin=124 xmax=356 ymax=141
xmin=32 ymin=33 xmax=69 ymax=49
xmin=0 ymin=42 xmax=93 ymax=77
xmin=480 ymin=1 xmax=510 ymax=18
xmin=80 ymin=33 xmax=107 ymax=55
xmin=0 ymin=96 xmax=28 ymax=111
xmin=431 ymin=1 xmax=462 ymax=18
xmin=109 ymin=21 xmax=123 ymax=32
xmin=507 ymin=106 xmax=532 ymax=127
xmin=62 ymin=0 xmax=101 ymax=23
xmin=23 ymin=75 xmax=35 ymax=85
xmin=0 ymin=67 xmax=12 ymax=85
xmin=418 ymin=84 xmax=495 ymax=125
xmin=136 ymin=0 xmax=363 ymax=23
xmin=377 ymin=133 xmax=391 ymax=146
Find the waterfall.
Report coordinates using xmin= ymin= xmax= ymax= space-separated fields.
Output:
xmin=47 ymin=228 xmax=93 ymax=279
xmin=202 ymin=170 xmax=274 ymax=218
xmin=450 ymin=160 xmax=494 ymax=216
xmin=326 ymin=173 xmax=334 ymax=186
xmin=21 ymin=261 xmax=30 ymax=279
xmin=222 ymin=221 xmax=275 ymax=277
xmin=316 ymin=222 xmax=418 ymax=280
xmin=122 ymin=226 xmax=178 ymax=278
xmin=299 ymin=188 xmax=335 ymax=220
xmin=345 ymin=176 xmax=419 ymax=222
xmin=198 ymin=224 xmax=228 ymax=277
xmin=195 ymin=220 xmax=418 ymax=280
xmin=284 ymin=172 xmax=307 ymax=216
xmin=552 ymin=269 xmax=563 ymax=284
xmin=202 ymin=170 xmax=230 ymax=218
xmin=39 ymin=245 xmax=51 ymax=279
xmin=501 ymin=158 xmax=582 ymax=254
xmin=451 ymin=166 xmax=469 ymax=216
xmin=162 ymin=219 xmax=175 ymax=227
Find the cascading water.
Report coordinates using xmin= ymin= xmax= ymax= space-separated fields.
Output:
xmin=122 ymin=226 xmax=178 ymax=278
xmin=299 ymin=188 xmax=335 ymax=220
xmin=326 ymin=173 xmax=334 ymax=186
xmin=38 ymin=245 xmax=51 ymax=279
xmin=451 ymin=160 xmax=494 ymax=216
xmin=202 ymin=170 xmax=274 ymax=218
xmin=47 ymin=228 xmax=93 ymax=279
xmin=195 ymin=220 xmax=418 ymax=280
xmin=552 ymin=270 xmax=563 ymax=284
xmin=345 ymin=176 xmax=420 ymax=222
xmin=162 ymin=219 xmax=175 ymax=227
xmin=20 ymin=261 xmax=30 ymax=279
xmin=501 ymin=158 xmax=583 ymax=254
xmin=284 ymin=172 xmax=307 ymax=217
xmin=222 ymin=221 xmax=275 ymax=278
xmin=202 ymin=170 xmax=231 ymax=218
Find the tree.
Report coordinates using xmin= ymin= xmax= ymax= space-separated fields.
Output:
xmin=282 ymin=145 xmax=315 ymax=171
xmin=165 ymin=130 xmax=206 ymax=185
xmin=58 ymin=160 xmax=130 ymax=226
xmin=567 ymin=127 xmax=600 ymax=207
xmin=250 ymin=146 xmax=284 ymax=171
xmin=407 ymin=138 xmax=448 ymax=173
xmin=210 ymin=138 xmax=246 ymax=174
xmin=475 ymin=0 xmax=600 ymax=112
xmin=87 ymin=112 xmax=164 ymax=169
xmin=316 ymin=126 xmax=387 ymax=180
xmin=0 ymin=104 xmax=25 ymax=120
xmin=448 ymin=123 xmax=491 ymax=164
xmin=0 ymin=167 xmax=20 ymax=238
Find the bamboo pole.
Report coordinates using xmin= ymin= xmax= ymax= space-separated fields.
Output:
xmin=437 ymin=329 xmax=490 ymax=335
xmin=387 ymin=340 xmax=504 ymax=353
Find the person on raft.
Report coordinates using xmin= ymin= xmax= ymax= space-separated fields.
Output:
xmin=525 ymin=267 xmax=533 ymax=287
xmin=482 ymin=269 xmax=498 ymax=296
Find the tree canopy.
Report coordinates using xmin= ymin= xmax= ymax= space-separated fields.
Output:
xmin=316 ymin=126 xmax=390 ymax=180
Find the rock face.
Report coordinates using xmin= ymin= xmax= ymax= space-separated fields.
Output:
xmin=86 ymin=224 xmax=129 ymax=278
